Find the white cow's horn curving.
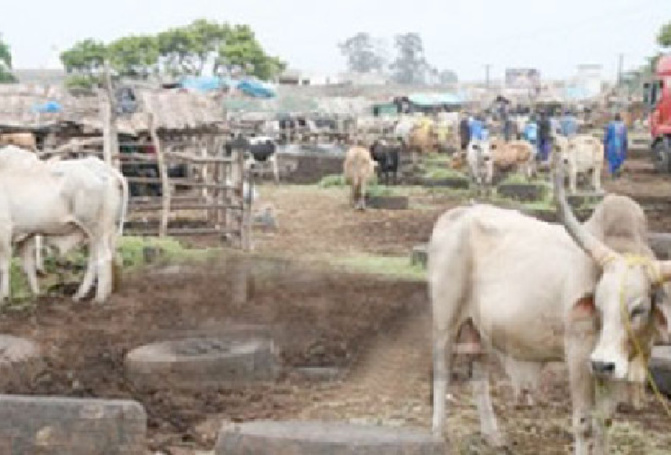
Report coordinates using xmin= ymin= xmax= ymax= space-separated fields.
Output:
xmin=552 ymin=151 xmax=617 ymax=267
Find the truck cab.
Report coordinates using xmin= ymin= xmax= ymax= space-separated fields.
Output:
xmin=644 ymin=54 xmax=671 ymax=171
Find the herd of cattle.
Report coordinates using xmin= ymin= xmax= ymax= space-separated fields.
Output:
xmin=0 ymin=113 xmax=666 ymax=455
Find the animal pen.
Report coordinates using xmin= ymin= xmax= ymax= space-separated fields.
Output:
xmin=0 ymin=83 xmax=252 ymax=250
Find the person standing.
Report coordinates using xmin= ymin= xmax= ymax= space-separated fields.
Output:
xmin=459 ymin=112 xmax=471 ymax=151
xmin=537 ymin=112 xmax=552 ymax=162
xmin=523 ymin=115 xmax=539 ymax=149
xmin=469 ymin=114 xmax=485 ymax=141
xmin=560 ymin=109 xmax=578 ymax=137
xmin=604 ymin=113 xmax=628 ymax=177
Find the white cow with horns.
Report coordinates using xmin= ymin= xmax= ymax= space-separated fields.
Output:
xmin=428 ymin=159 xmax=671 ymax=454
xmin=0 ymin=146 xmax=128 ymax=303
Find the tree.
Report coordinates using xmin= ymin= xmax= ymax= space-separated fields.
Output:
xmin=390 ymin=33 xmax=431 ymax=85
xmin=217 ymin=25 xmax=285 ymax=80
xmin=658 ymin=21 xmax=671 ymax=48
xmin=107 ymin=35 xmax=159 ymax=79
xmin=0 ymin=35 xmax=16 ymax=83
xmin=438 ymin=69 xmax=458 ymax=84
xmin=157 ymin=26 xmax=199 ymax=76
xmin=60 ymin=39 xmax=108 ymax=76
xmin=339 ymin=33 xmax=386 ymax=73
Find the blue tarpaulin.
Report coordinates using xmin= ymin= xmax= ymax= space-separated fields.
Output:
xmin=178 ymin=76 xmax=225 ymax=92
xmin=237 ymin=79 xmax=276 ymax=98
xmin=407 ymin=92 xmax=463 ymax=107
xmin=31 ymin=101 xmax=62 ymax=113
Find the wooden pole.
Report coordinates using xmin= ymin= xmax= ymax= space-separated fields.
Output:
xmin=100 ymin=62 xmax=120 ymax=168
xmin=148 ymin=113 xmax=170 ymax=237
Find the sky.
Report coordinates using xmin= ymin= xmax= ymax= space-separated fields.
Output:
xmin=1 ymin=0 xmax=668 ymax=82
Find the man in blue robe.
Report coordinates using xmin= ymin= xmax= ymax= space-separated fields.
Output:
xmin=604 ymin=113 xmax=628 ymax=177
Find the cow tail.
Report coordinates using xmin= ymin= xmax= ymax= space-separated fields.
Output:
xmin=111 ymin=167 xmax=129 ymax=237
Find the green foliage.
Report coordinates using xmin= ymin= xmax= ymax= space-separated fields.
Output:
xmin=59 ymin=19 xmax=284 ymax=81
xmin=60 ymin=38 xmax=108 ymax=76
xmin=318 ymin=174 xmax=346 ymax=188
xmin=330 ymin=254 xmax=425 ymax=281
xmin=657 ymin=21 xmax=671 ymax=48
xmin=108 ymin=35 xmax=159 ymax=78
xmin=0 ymin=36 xmax=16 ymax=83
xmin=217 ymin=24 xmax=285 ymax=79
xmin=64 ymin=74 xmax=100 ymax=91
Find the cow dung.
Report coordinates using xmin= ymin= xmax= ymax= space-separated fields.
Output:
xmin=215 ymin=421 xmax=447 ymax=455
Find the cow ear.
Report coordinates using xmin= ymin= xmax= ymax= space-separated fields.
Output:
xmin=569 ymin=295 xmax=597 ymax=322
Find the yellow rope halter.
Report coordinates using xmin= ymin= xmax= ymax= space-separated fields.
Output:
xmin=617 ymin=254 xmax=671 ymax=417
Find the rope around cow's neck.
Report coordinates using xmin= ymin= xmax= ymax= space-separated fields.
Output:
xmin=617 ymin=254 xmax=671 ymax=418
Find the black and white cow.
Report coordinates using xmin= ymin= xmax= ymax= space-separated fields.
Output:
xmin=225 ymin=135 xmax=280 ymax=184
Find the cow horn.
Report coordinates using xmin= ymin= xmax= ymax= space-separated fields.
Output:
xmin=552 ymin=152 xmax=616 ymax=267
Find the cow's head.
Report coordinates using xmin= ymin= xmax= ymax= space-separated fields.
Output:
xmin=553 ymin=136 xmax=570 ymax=165
xmin=555 ymin=161 xmax=671 ymax=381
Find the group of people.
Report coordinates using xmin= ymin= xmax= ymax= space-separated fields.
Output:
xmin=457 ymin=108 xmax=629 ymax=177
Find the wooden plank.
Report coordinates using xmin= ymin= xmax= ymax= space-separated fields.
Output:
xmin=125 ymin=227 xmax=228 ymax=236
xmin=129 ymin=203 xmax=243 ymax=212
xmin=148 ymin=113 xmax=170 ymax=238
xmin=125 ymin=176 xmax=236 ymax=188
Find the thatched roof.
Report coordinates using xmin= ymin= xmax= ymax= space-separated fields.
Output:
xmin=0 ymin=84 xmax=225 ymax=135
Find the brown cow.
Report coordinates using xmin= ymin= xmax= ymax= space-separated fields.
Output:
xmin=343 ymin=146 xmax=377 ymax=210
xmin=0 ymin=133 xmax=37 ymax=151
xmin=490 ymin=139 xmax=537 ymax=180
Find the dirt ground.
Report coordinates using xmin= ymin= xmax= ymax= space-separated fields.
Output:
xmin=1 ymin=154 xmax=671 ymax=454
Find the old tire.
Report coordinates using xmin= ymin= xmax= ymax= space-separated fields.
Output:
xmin=215 ymin=421 xmax=446 ymax=455
xmin=652 ymin=140 xmax=671 ymax=174
xmin=650 ymin=345 xmax=671 ymax=396
xmin=0 ymin=335 xmax=43 ymax=389
xmin=125 ymin=335 xmax=280 ymax=391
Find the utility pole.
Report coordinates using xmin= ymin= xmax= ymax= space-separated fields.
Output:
xmin=485 ymin=64 xmax=491 ymax=89
xmin=617 ymin=53 xmax=624 ymax=85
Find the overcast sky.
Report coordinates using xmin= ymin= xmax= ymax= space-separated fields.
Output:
xmin=1 ymin=0 xmax=668 ymax=81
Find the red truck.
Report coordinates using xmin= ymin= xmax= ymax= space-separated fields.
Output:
xmin=645 ymin=54 xmax=671 ymax=171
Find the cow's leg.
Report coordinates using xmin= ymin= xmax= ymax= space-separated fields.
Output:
xmin=93 ymin=236 xmax=113 ymax=303
xmin=592 ymin=166 xmax=601 ymax=193
xmin=271 ymin=155 xmax=280 ymax=184
xmin=569 ymin=165 xmax=578 ymax=194
xmin=566 ymin=338 xmax=597 ymax=455
xmin=472 ymin=357 xmax=506 ymax=446
xmin=35 ymin=235 xmax=45 ymax=275
xmin=0 ymin=239 xmax=10 ymax=303
xmin=16 ymin=238 xmax=40 ymax=296
xmin=360 ymin=179 xmax=368 ymax=210
xmin=74 ymin=244 xmax=98 ymax=302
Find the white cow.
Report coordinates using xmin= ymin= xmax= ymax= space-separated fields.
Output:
xmin=0 ymin=148 xmax=128 ymax=303
xmin=555 ymin=134 xmax=604 ymax=194
xmin=19 ymin=156 xmax=128 ymax=301
xmin=429 ymin=164 xmax=671 ymax=454
xmin=466 ymin=139 xmax=493 ymax=192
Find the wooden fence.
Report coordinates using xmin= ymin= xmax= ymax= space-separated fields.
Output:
xmin=40 ymin=132 xmax=252 ymax=250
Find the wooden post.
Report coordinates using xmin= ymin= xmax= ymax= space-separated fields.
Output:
xmin=101 ymin=63 xmax=120 ymax=169
xmin=148 ymin=113 xmax=170 ymax=237
xmin=239 ymin=149 xmax=252 ymax=251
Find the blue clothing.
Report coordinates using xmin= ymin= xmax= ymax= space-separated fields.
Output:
xmin=523 ymin=122 xmax=538 ymax=144
xmin=604 ymin=121 xmax=628 ymax=174
xmin=469 ymin=119 xmax=486 ymax=141
xmin=560 ymin=115 xmax=578 ymax=137
xmin=538 ymin=138 xmax=552 ymax=162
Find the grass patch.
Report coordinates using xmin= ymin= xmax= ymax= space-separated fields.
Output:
xmin=318 ymin=174 xmax=346 ymax=188
xmin=329 ymin=254 xmax=426 ymax=281
xmin=6 ymin=237 xmax=221 ymax=304
xmin=423 ymin=167 xmax=469 ymax=180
